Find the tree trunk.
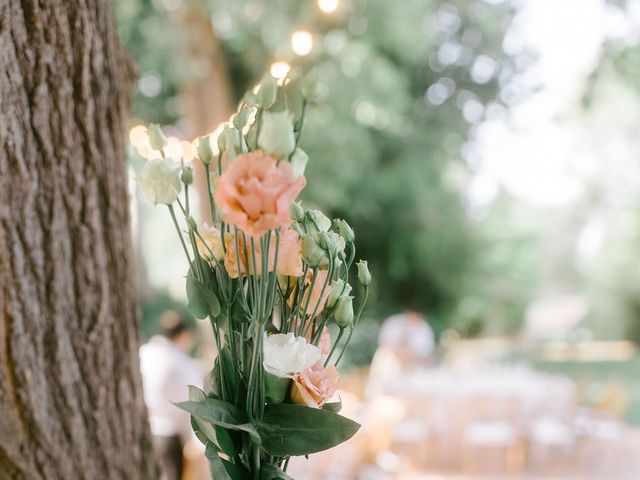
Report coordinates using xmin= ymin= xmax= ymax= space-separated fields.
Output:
xmin=0 ymin=1 xmax=156 ymax=479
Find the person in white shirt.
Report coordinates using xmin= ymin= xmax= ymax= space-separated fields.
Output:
xmin=140 ymin=311 xmax=203 ymax=480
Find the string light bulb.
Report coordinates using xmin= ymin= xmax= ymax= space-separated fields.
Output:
xmin=291 ymin=30 xmax=313 ymax=56
xmin=318 ymin=0 xmax=339 ymax=14
xmin=270 ymin=61 xmax=291 ymax=81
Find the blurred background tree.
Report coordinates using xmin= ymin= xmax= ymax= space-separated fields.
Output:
xmin=115 ymin=0 xmax=522 ymax=354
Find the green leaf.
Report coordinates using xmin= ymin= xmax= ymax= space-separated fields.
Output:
xmin=188 ymin=386 xmax=218 ymax=444
xmin=175 ymin=398 xmax=261 ymax=444
xmin=260 ymin=464 xmax=294 ymax=480
xmin=215 ymin=425 xmax=236 ymax=458
xmin=322 ymin=399 xmax=342 ymax=414
xmin=205 ymin=443 xmax=233 ymax=480
xmin=186 ymin=269 xmax=220 ymax=318
xmin=257 ymin=404 xmax=360 ymax=456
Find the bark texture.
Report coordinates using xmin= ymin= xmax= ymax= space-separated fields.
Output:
xmin=0 ymin=1 xmax=157 ymax=478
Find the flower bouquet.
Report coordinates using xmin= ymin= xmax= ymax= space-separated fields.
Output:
xmin=138 ymin=71 xmax=371 ymax=479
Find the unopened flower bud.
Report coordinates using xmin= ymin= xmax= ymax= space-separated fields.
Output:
xmin=290 ymin=148 xmax=308 ymax=179
xmin=356 ymin=260 xmax=371 ymax=286
xmin=327 ymin=279 xmax=352 ymax=309
xmin=233 ymin=105 xmax=253 ymax=130
xmin=302 ymin=233 xmax=325 ymax=268
xmin=258 ymin=111 xmax=295 ymax=159
xmin=221 ymin=125 xmax=242 ymax=161
xmin=305 ymin=209 xmax=331 ymax=233
xmin=243 ymin=91 xmax=260 ymax=107
xmin=317 ymin=231 xmax=343 ymax=257
xmin=246 ymin=122 xmax=259 ymax=150
xmin=334 ymin=296 xmax=354 ymax=328
xmin=181 ymin=166 xmax=193 ymax=185
xmin=291 ymin=222 xmax=304 ymax=236
xmin=334 ymin=219 xmax=355 ymax=243
xmin=289 ymin=202 xmax=305 ymax=222
xmin=258 ymin=74 xmax=278 ymax=109
xmin=147 ymin=124 xmax=167 ymax=151
xmin=197 ymin=136 xmax=214 ymax=165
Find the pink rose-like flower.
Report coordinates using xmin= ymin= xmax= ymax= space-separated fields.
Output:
xmin=277 ymin=228 xmax=303 ymax=277
xmin=214 ymin=150 xmax=306 ymax=237
xmin=291 ymin=362 xmax=340 ymax=409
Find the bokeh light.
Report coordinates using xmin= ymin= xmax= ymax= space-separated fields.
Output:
xmin=291 ymin=30 xmax=313 ymax=56
xmin=318 ymin=0 xmax=339 ymax=14
xmin=269 ymin=61 xmax=291 ymax=80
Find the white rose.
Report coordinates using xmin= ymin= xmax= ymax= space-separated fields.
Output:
xmin=263 ymin=333 xmax=321 ymax=378
xmin=138 ymin=158 xmax=182 ymax=205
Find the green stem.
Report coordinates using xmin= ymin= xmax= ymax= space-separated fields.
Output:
xmin=325 ymin=328 xmax=345 ymax=367
xmin=167 ymin=205 xmax=192 ymax=265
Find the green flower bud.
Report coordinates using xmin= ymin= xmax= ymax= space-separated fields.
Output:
xmin=258 ymin=111 xmax=295 ymax=159
xmin=302 ymin=233 xmax=326 ymax=268
xmin=356 ymin=260 xmax=371 ymax=286
xmin=243 ymin=91 xmax=260 ymax=107
xmin=221 ymin=125 xmax=242 ymax=161
xmin=305 ymin=209 xmax=331 ymax=233
xmin=334 ymin=295 xmax=354 ymax=328
xmin=317 ymin=231 xmax=343 ymax=257
xmin=197 ymin=136 xmax=214 ymax=165
xmin=290 ymin=221 xmax=304 ymax=236
xmin=334 ymin=219 xmax=355 ymax=243
xmin=290 ymin=148 xmax=308 ymax=179
xmin=246 ymin=122 xmax=259 ymax=150
xmin=265 ymin=371 xmax=291 ymax=404
xmin=186 ymin=215 xmax=197 ymax=231
xmin=301 ymin=70 xmax=323 ymax=103
xmin=233 ymin=105 xmax=253 ymax=130
xmin=147 ymin=124 xmax=167 ymax=151
xmin=181 ymin=166 xmax=193 ymax=185
xmin=258 ymin=74 xmax=278 ymax=109
xmin=289 ymin=201 xmax=305 ymax=222
xmin=327 ymin=279 xmax=352 ymax=309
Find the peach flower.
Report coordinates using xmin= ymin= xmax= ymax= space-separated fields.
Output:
xmin=277 ymin=228 xmax=303 ymax=277
xmin=291 ymin=362 xmax=340 ymax=409
xmin=195 ymin=224 xmax=226 ymax=262
xmin=289 ymin=270 xmax=333 ymax=317
xmin=214 ymin=150 xmax=306 ymax=237
xmin=223 ymin=227 xmax=303 ymax=278
xmin=316 ymin=327 xmax=332 ymax=356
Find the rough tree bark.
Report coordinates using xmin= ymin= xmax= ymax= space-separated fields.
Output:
xmin=0 ymin=1 xmax=157 ymax=479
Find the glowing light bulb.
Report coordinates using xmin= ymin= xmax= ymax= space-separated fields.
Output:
xmin=291 ymin=30 xmax=313 ymax=56
xmin=129 ymin=125 xmax=154 ymax=159
xmin=181 ymin=140 xmax=195 ymax=162
xmin=164 ymin=136 xmax=183 ymax=161
xmin=129 ymin=125 xmax=148 ymax=148
xmin=318 ymin=0 xmax=339 ymax=14
xmin=270 ymin=61 xmax=291 ymax=80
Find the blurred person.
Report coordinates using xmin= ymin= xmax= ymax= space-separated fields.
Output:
xmin=377 ymin=311 xmax=435 ymax=366
xmin=140 ymin=310 xmax=203 ymax=480
xmin=367 ymin=311 xmax=435 ymax=397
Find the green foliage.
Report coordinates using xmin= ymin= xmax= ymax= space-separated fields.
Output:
xmin=257 ymin=403 xmax=360 ymax=456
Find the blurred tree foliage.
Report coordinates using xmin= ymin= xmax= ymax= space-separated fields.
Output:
xmin=115 ymin=0 xmax=519 ymax=341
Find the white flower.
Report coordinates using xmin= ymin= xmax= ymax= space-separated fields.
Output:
xmin=138 ymin=158 xmax=182 ymax=205
xmin=263 ymin=333 xmax=321 ymax=378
